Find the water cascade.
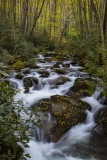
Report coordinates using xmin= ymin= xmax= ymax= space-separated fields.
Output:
xmin=9 ymin=54 xmax=107 ymax=160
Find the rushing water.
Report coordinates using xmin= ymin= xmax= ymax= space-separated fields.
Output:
xmin=10 ymin=54 xmax=107 ymax=160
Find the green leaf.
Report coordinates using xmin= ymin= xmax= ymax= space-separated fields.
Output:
xmin=0 ymin=70 xmax=9 ymax=77
xmin=24 ymin=154 xmax=31 ymax=158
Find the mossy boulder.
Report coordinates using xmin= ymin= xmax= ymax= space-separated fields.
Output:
xmin=21 ymin=68 xmax=30 ymax=74
xmin=38 ymin=70 xmax=50 ymax=77
xmin=55 ymin=76 xmax=70 ymax=85
xmin=50 ymin=95 xmax=90 ymax=142
xmin=23 ymin=77 xmax=38 ymax=87
xmin=29 ymin=94 xmax=91 ymax=142
xmin=15 ymin=73 xmax=24 ymax=79
xmin=66 ymin=78 xmax=96 ymax=98
xmin=54 ymin=68 xmax=66 ymax=74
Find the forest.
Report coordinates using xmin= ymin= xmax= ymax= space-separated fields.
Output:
xmin=0 ymin=0 xmax=107 ymax=160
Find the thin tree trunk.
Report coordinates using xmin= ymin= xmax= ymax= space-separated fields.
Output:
xmin=103 ymin=0 xmax=107 ymax=40
xmin=29 ymin=0 xmax=45 ymax=39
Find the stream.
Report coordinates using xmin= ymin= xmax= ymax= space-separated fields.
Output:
xmin=9 ymin=53 xmax=107 ymax=160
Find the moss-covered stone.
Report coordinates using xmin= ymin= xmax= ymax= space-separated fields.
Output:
xmin=23 ymin=77 xmax=38 ymax=87
xmin=38 ymin=70 xmax=50 ymax=77
xmin=22 ymin=68 xmax=30 ymax=74
xmin=50 ymin=95 xmax=89 ymax=142
xmin=54 ymin=68 xmax=66 ymax=74
xmin=55 ymin=76 xmax=70 ymax=85
xmin=15 ymin=73 xmax=24 ymax=79
xmin=53 ymin=62 xmax=61 ymax=68
xmin=67 ymin=78 xmax=96 ymax=98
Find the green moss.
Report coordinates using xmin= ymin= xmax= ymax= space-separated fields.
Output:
xmin=12 ymin=61 xmax=25 ymax=70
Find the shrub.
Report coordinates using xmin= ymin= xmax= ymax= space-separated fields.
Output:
xmin=0 ymin=81 xmax=42 ymax=160
xmin=16 ymin=38 xmax=35 ymax=59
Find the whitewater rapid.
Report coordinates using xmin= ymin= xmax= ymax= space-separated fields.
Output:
xmin=10 ymin=54 xmax=105 ymax=160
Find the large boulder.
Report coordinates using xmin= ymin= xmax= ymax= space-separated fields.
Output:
xmin=30 ymin=94 xmax=91 ymax=142
xmin=66 ymin=78 xmax=96 ymax=98
xmin=50 ymin=95 xmax=90 ymax=142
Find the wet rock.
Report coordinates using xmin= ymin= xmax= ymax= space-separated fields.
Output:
xmin=54 ymin=68 xmax=66 ymax=74
xmin=102 ymin=109 xmax=107 ymax=136
xmin=21 ymin=68 xmax=30 ymax=74
xmin=31 ymin=99 xmax=51 ymax=112
xmin=23 ymin=77 xmax=38 ymax=87
xmin=97 ymin=92 xmax=107 ymax=105
xmin=94 ymin=106 xmax=107 ymax=137
xmin=62 ymin=63 xmax=70 ymax=68
xmin=55 ymin=76 xmax=70 ymax=85
xmin=38 ymin=70 xmax=49 ymax=77
xmin=15 ymin=73 xmax=24 ymax=79
xmin=53 ymin=62 xmax=61 ymax=68
xmin=50 ymin=95 xmax=88 ymax=142
xmin=66 ymin=78 xmax=96 ymax=98
xmin=70 ymin=61 xmax=78 ymax=66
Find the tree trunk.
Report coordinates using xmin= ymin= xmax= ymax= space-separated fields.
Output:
xmin=103 ymin=0 xmax=107 ymax=40
xmin=29 ymin=0 xmax=45 ymax=39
